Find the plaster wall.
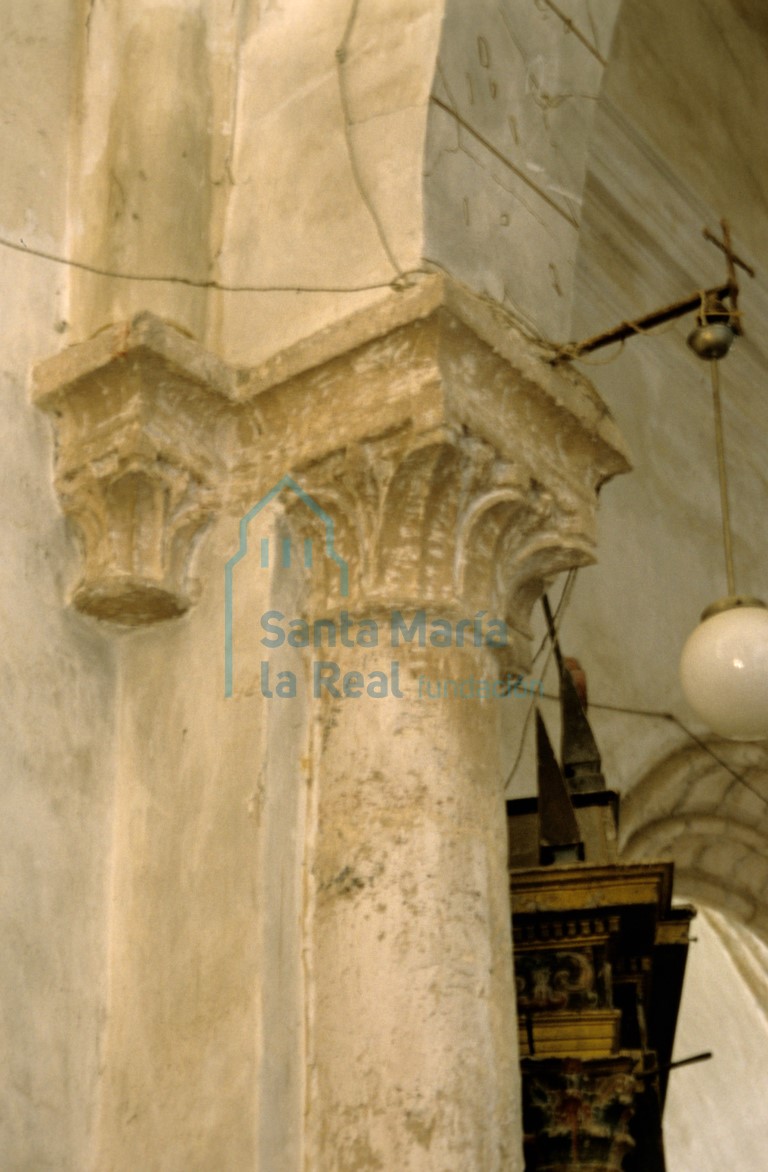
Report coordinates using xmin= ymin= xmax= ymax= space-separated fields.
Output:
xmin=666 ymin=908 xmax=768 ymax=1171
xmin=3 ymin=0 xmax=768 ymax=1169
xmin=425 ymin=0 xmax=621 ymax=340
xmin=69 ymin=0 xmax=214 ymax=337
xmin=93 ymin=512 xmax=308 ymax=1170
xmin=0 ymin=3 xmax=117 ymax=1168
xmin=65 ymin=0 xmax=621 ymax=363
xmin=509 ymin=0 xmax=768 ymax=800
xmin=211 ymin=0 xmax=447 ymax=365
xmin=68 ymin=0 xmax=449 ymax=364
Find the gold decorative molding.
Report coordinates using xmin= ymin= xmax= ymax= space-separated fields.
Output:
xmin=521 ymin=1056 xmax=640 ymax=1171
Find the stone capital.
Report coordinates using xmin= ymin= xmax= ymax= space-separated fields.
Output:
xmin=236 ymin=276 xmax=630 ymax=666
xmin=33 ymin=276 xmax=630 ymax=636
xmin=32 ymin=313 xmax=236 ymax=624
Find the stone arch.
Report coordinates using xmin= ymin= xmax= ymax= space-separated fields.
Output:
xmin=572 ymin=0 xmax=768 ymax=345
xmin=423 ymin=0 xmax=621 ymax=341
xmin=67 ymin=0 xmax=450 ymax=358
xmin=563 ymin=0 xmax=768 ymax=930
xmin=61 ymin=0 xmax=768 ymax=369
xmin=621 ymin=740 xmax=768 ymax=939
xmin=64 ymin=1 xmax=641 ymax=369
xmin=216 ymin=0 xmax=625 ymax=357
xmin=67 ymin=0 xmax=633 ymax=363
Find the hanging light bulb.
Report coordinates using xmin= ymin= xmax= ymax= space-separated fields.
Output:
xmin=561 ymin=219 xmax=764 ymax=737
xmin=680 ymin=597 xmax=768 ymax=740
xmin=679 ymin=321 xmax=768 ymax=741
xmin=686 ymin=295 xmax=736 ymax=360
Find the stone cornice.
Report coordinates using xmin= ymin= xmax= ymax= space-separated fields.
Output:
xmin=32 ymin=311 xmax=238 ymax=409
xmin=233 ymin=274 xmax=630 ymax=473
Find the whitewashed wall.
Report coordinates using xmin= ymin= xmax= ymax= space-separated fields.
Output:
xmin=0 ymin=4 xmax=116 ymax=1169
xmin=2 ymin=0 xmax=768 ymax=1168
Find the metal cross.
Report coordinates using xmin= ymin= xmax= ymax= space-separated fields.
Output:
xmin=703 ymin=218 xmax=756 ymax=331
xmin=703 ymin=218 xmax=756 ymax=283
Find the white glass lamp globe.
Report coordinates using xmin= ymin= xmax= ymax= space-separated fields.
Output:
xmin=680 ymin=598 xmax=768 ymax=741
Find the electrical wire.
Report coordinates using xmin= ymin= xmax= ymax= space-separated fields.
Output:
xmin=505 ymin=570 xmax=768 ymax=809
xmin=504 ymin=569 xmax=577 ymax=792
xmin=536 ymin=692 xmax=768 ymax=809
xmin=0 ymin=233 xmax=423 ymax=295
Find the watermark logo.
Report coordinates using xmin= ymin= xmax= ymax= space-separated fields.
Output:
xmin=224 ymin=477 xmax=541 ymax=701
xmin=224 ymin=475 xmax=348 ymax=697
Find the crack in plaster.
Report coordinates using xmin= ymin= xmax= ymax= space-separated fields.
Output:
xmin=423 ymin=61 xmax=462 ymax=175
xmin=335 ymin=0 xmax=405 ymax=280
xmin=497 ymin=4 xmax=528 ymax=65
xmin=346 ymin=102 xmax=424 ymax=129
xmin=84 ymin=0 xmax=96 ymax=41
xmin=526 ymin=69 xmax=599 ymax=132
xmin=429 ymin=95 xmax=579 ymax=229
xmin=585 ymin=0 xmax=600 ymax=52
xmin=536 ymin=0 xmax=607 ymax=66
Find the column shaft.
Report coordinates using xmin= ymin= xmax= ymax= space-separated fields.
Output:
xmin=308 ymin=640 xmax=520 ymax=1170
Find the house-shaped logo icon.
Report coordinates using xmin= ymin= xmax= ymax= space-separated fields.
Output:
xmin=224 ymin=475 xmax=349 ymax=697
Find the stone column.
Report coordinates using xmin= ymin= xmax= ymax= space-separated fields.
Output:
xmin=286 ymin=437 xmax=536 ymax=1168
xmin=254 ymin=290 xmax=630 ymax=1166
xmin=308 ymin=631 xmax=519 ymax=1169
xmin=33 ymin=274 xmax=629 ymax=1170
xmin=297 ymin=595 xmax=535 ymax=1168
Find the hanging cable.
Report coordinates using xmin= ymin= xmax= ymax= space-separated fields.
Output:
xmin=536 ymin=691 xmax=768 ymax=809
xmin=504 ymin=570 xmax=578 ymax=792
xmin=710 ymin=360 xmax=737 ymax=595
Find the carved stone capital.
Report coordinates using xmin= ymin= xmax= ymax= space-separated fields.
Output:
xmin=32 ymin=313 xmax=235 ymax=624
xmin=282 ymin=426 xmax=595 ymax=671
xmin=33 ymin=276 xmax=630 ymax=634
xmin=235 ymin=277 xmax=631 ymax=666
